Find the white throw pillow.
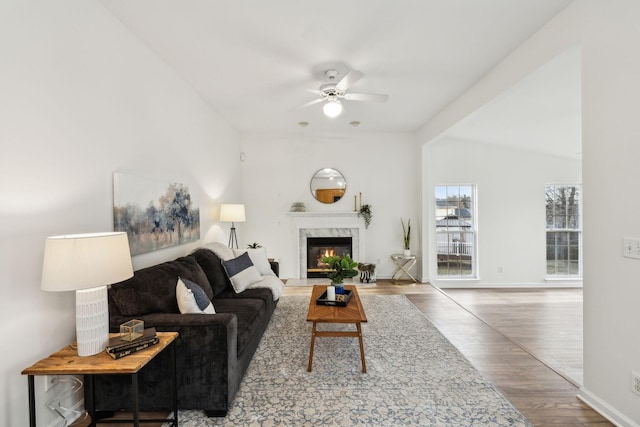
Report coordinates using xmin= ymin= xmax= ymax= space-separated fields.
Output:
xmin=222 ymin=252 xmax=263 ymax=293
xmin=176 ymin=277 xmax=216 ymax=314
xmin=233 ymin=247 xmax=274 ymax=276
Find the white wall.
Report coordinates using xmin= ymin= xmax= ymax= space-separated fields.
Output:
xmin=418 ymin=1 xmax=640 ymax=424
xmin=239 ymin=132 xmax=420 ymax=280
xmin=424 ymin=138 xmax=581 ymax=287
xmin=578 ymin=1 xmax=640 ymax=425
xmin=0 ymin=1 xmax=241 ymax=426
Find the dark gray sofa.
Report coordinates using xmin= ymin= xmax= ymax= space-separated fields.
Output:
xmin=89 ymin=245 xmax=280 ymax=417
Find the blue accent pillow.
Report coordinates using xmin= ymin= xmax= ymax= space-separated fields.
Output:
xmin=222 ymin=251 xmax=263 ymax=293
xmin=176 ymin=277 xmax=215 ymax=314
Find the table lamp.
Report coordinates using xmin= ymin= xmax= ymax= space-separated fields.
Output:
xmin=220 ymin=204 xmax=245 ymax=249
xmin=41 ymin=232 xmax=133 ymax=356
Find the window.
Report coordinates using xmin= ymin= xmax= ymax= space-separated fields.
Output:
xmin=435 ymin=185 xmax=476 ymax=277
xmin=545 ymin=184 xmax=582 ymax=277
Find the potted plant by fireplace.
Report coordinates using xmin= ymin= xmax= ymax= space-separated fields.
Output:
xmin=321 ymin=254 xmax=358 ymax=294
xmin=402 ymin=217 xmax=411 ymax=256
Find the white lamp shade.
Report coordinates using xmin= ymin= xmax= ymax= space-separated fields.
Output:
xmin=42 ymin=232 xmax=133 ymax=291
xmin=220 ymin=204 xmax=246 ymax=223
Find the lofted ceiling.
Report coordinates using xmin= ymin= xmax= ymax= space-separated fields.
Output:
xmin=100 ymin=0 xmax=577 ymax=151
xmin=445 ymin=47 xmax=582 ymax=159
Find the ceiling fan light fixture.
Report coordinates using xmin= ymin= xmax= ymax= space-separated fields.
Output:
xmin=323 ymin=98 xmax=343 ymax=118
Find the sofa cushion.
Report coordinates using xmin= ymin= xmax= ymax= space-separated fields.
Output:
xmin=212 ymin=297 xmax=266 ymax=354
xmin=222 ymin=252 xmax=263 ymax=293
xmin=216 ymin=287 xmax=274 ymax=303
xmin=190 ymin=248 xmax=232 ymax=297
xmin=176 ymin=277 xmax=216 ymax=314
xmin=233 ymin=247 xmax=274 ymax=276
xmin=216 ymin=278 xmax=282 ymax=302
xmin=110 ymin=256 xmax=212 ymax=317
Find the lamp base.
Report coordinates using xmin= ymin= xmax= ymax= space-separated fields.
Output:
xmin=228 ymin=224 xmax=239 ymax=249
xmin=76 ymin=286 xmax=109 ymax=357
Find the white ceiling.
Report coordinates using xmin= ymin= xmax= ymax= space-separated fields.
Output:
xmin=100 ymin=0 xmax=578 ymax=151
xmin=446 ymin=47 xmax=582 ymax=159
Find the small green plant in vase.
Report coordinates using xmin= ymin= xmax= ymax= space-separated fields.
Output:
xmin=401 ymin=218 xmax=411 ymax=256
xmin=247 ymin=242 xmax=262 ymax=249
xmin=321 ymin=254 xmax=358 ymax=294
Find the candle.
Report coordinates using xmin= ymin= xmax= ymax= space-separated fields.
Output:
xmin=326 ymin=286 xmax=336 ymax=301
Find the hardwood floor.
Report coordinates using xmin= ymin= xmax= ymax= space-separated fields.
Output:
xmin=79 ymin=281 xmax=611 ymax=426
xmin=441 ymin=288 xmax=583 ymax=385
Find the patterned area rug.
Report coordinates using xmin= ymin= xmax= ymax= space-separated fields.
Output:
xmin=166 ymin=295 xmax=531 ymax=426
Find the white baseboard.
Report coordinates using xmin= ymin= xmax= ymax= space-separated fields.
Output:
xmin=577 ymin=387 xmax=640 ymax=427
xmin=433 ymin=281 xmax=582 ymax=288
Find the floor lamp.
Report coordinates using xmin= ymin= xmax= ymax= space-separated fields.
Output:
xmin=220 ymin=204 xmax=245 ymax=249
xmin=41 ymin=232 xmax=133 ymax=356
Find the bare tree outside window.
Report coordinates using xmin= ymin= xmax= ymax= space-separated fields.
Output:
xmin=545 ymin=185 xmax=582 ymax=276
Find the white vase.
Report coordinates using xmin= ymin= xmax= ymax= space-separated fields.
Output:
xmin=403 ymin=249 xmax=411 ymax=257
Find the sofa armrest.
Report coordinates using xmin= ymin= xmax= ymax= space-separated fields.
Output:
xmin=111 ymin=312 xmax=235 ymax=329
xmin=105 ymin=312 xmax=239 ymax=412
xmin=110 ymin=312 xmax=237 ymax=361
xmin=269 ymin=260 xmax=279 ymax=277
xmin=110 ymin=313 xmax=238 ymax=352
xmin=110 ymin=312 xmax=238 ymax=359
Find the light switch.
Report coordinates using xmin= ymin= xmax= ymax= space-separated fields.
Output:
xmin=623 ymin=238 xmax=640 ymax=259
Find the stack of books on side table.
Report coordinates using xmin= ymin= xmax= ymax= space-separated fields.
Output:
xmin=106 ymin=327 xmax=159 ymax=359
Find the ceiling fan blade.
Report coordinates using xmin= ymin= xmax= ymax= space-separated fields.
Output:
xmin=306 ymin=88 xmax=324 ymax=96
xmin=335 ymin=70 xmax=364 ymax=91
xmin=294 ymin=98 xmax=324 ymax=110
xmin=344 ymin=92 xmax=389 ymax=102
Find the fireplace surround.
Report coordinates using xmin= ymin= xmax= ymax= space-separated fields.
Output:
xmin=289 ymin=212 xmax=365 ymax=279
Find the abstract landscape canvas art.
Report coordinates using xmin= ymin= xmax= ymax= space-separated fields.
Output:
xmin=113 ymin=172 xmax=200 ymax=255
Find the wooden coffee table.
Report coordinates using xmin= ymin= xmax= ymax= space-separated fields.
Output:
xmin=306 ymin=284 xmax=368 ymax=373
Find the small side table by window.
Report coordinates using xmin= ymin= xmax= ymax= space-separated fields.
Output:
xmin=390 ymin=253 xmax=417 ymax=284
xmin=22 ymin=331 xmax=179 ymax=427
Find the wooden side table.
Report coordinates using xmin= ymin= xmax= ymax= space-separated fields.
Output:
xmin=390 ymin=253 xmax=417 ymax=284
xmin=22 ymin=332 xmax=179 ymax=427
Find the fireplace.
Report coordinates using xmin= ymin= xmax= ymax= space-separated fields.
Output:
xmin=306 ymin=237 xmax=353 ymax=278
xmin=289 ymin=212 xmax=365 ymax=279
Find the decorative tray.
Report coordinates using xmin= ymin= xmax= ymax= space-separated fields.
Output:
xmin=316 ymin=289 xmax=353 ymax=307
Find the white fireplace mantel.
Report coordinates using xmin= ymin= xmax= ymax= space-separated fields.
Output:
xmin=288 ymin=212 xmax=366 ymax=279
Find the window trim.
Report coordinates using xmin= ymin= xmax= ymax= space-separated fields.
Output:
xmin=545 ymin=183 xmax=582 ymax=278
xmin=434 ymin=184 xmax=478 ymax=279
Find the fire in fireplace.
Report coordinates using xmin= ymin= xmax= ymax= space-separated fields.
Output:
xmin=306 ymin=237 xmax=353 ymax=278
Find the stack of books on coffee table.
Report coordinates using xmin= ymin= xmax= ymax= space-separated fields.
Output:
xmin=106 ymin=327 xmax=159 ymax=359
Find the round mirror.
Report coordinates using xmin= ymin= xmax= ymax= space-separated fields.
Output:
xmin=310 ymin=168 xmax=346 ymax=204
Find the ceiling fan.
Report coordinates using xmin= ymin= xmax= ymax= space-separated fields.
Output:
xmin=298 ymin=69 xmax=389 ymax=118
